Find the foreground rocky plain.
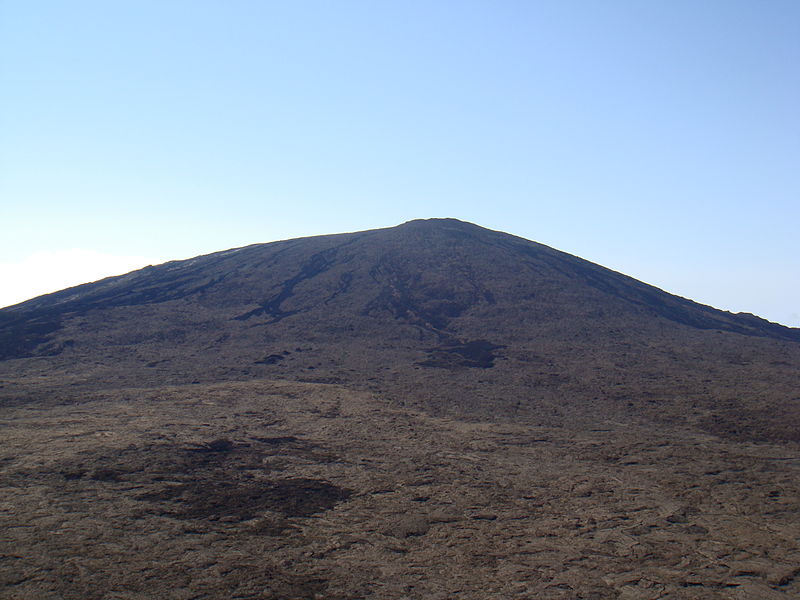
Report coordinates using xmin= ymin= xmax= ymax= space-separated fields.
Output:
xmin=2 ymin=220 xmax=799 ymax=598
xmin=2 ymin=377 xmax=799 ymax=599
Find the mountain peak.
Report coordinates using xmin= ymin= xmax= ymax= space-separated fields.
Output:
xmin=399 ymin=217 xmax=477 ymax=227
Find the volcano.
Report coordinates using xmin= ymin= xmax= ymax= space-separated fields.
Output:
xmin=2 ymin=219 xmax=799 ymax=599
xmin=2 ymin=218 xmax=798 ymax=440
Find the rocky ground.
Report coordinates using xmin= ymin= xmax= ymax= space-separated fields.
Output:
xmin=1 ymin=379 xmax=799 ymax=599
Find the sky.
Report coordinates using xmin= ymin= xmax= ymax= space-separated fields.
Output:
xmin=1 ymin=0 xmax=798 ymax=326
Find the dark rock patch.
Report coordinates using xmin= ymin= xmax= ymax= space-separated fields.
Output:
xmin=256 ymin=353 xmax=287 ymax=365
xmin=141 ymin=478 xmax=351 ymax=521
xmin=46 ymin=436 xmax=348 ymax=527
xmin=61 ymin=469 xmax=86 ymax=481
xmin=90 ymin=468 xmax=123 ymax=482
xmin=252 ymin=435 xmax=302 ymax=446
xmin=419 ymin=339 xmax=505 ymax=369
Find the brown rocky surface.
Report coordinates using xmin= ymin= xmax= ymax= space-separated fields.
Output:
xmin=1 ymin=219 xmax=799 ymax=598
xmin=1 ymin=380 xmax=799 ymax=599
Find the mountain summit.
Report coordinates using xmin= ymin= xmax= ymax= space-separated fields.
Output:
xmin=2 ymin=218 xmax=798 ymax=440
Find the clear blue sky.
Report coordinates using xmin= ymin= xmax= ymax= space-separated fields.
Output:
xmin=1 ymin=1 xmax=798 ymax=326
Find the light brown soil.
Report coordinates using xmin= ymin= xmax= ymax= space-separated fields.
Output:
xmin=2 ymin=379 xmax=798 ymax=599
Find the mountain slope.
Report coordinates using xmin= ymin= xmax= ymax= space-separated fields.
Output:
xmin=2 ymin=218 xmax=799 ymax=441
xmin=3 ymin=218 xmax=800 ymax=600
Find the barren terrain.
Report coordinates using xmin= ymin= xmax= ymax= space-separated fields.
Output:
xmin=2 ymin=219 xmax=799 ymax=598
xmin=2 ymin=378 xmax=799 ymax=599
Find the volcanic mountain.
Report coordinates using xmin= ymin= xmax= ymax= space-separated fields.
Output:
xmin=3 ymin=218 xmax=800 ymax=599
xmin=2 ymin=218 xmax=799 ymax=440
